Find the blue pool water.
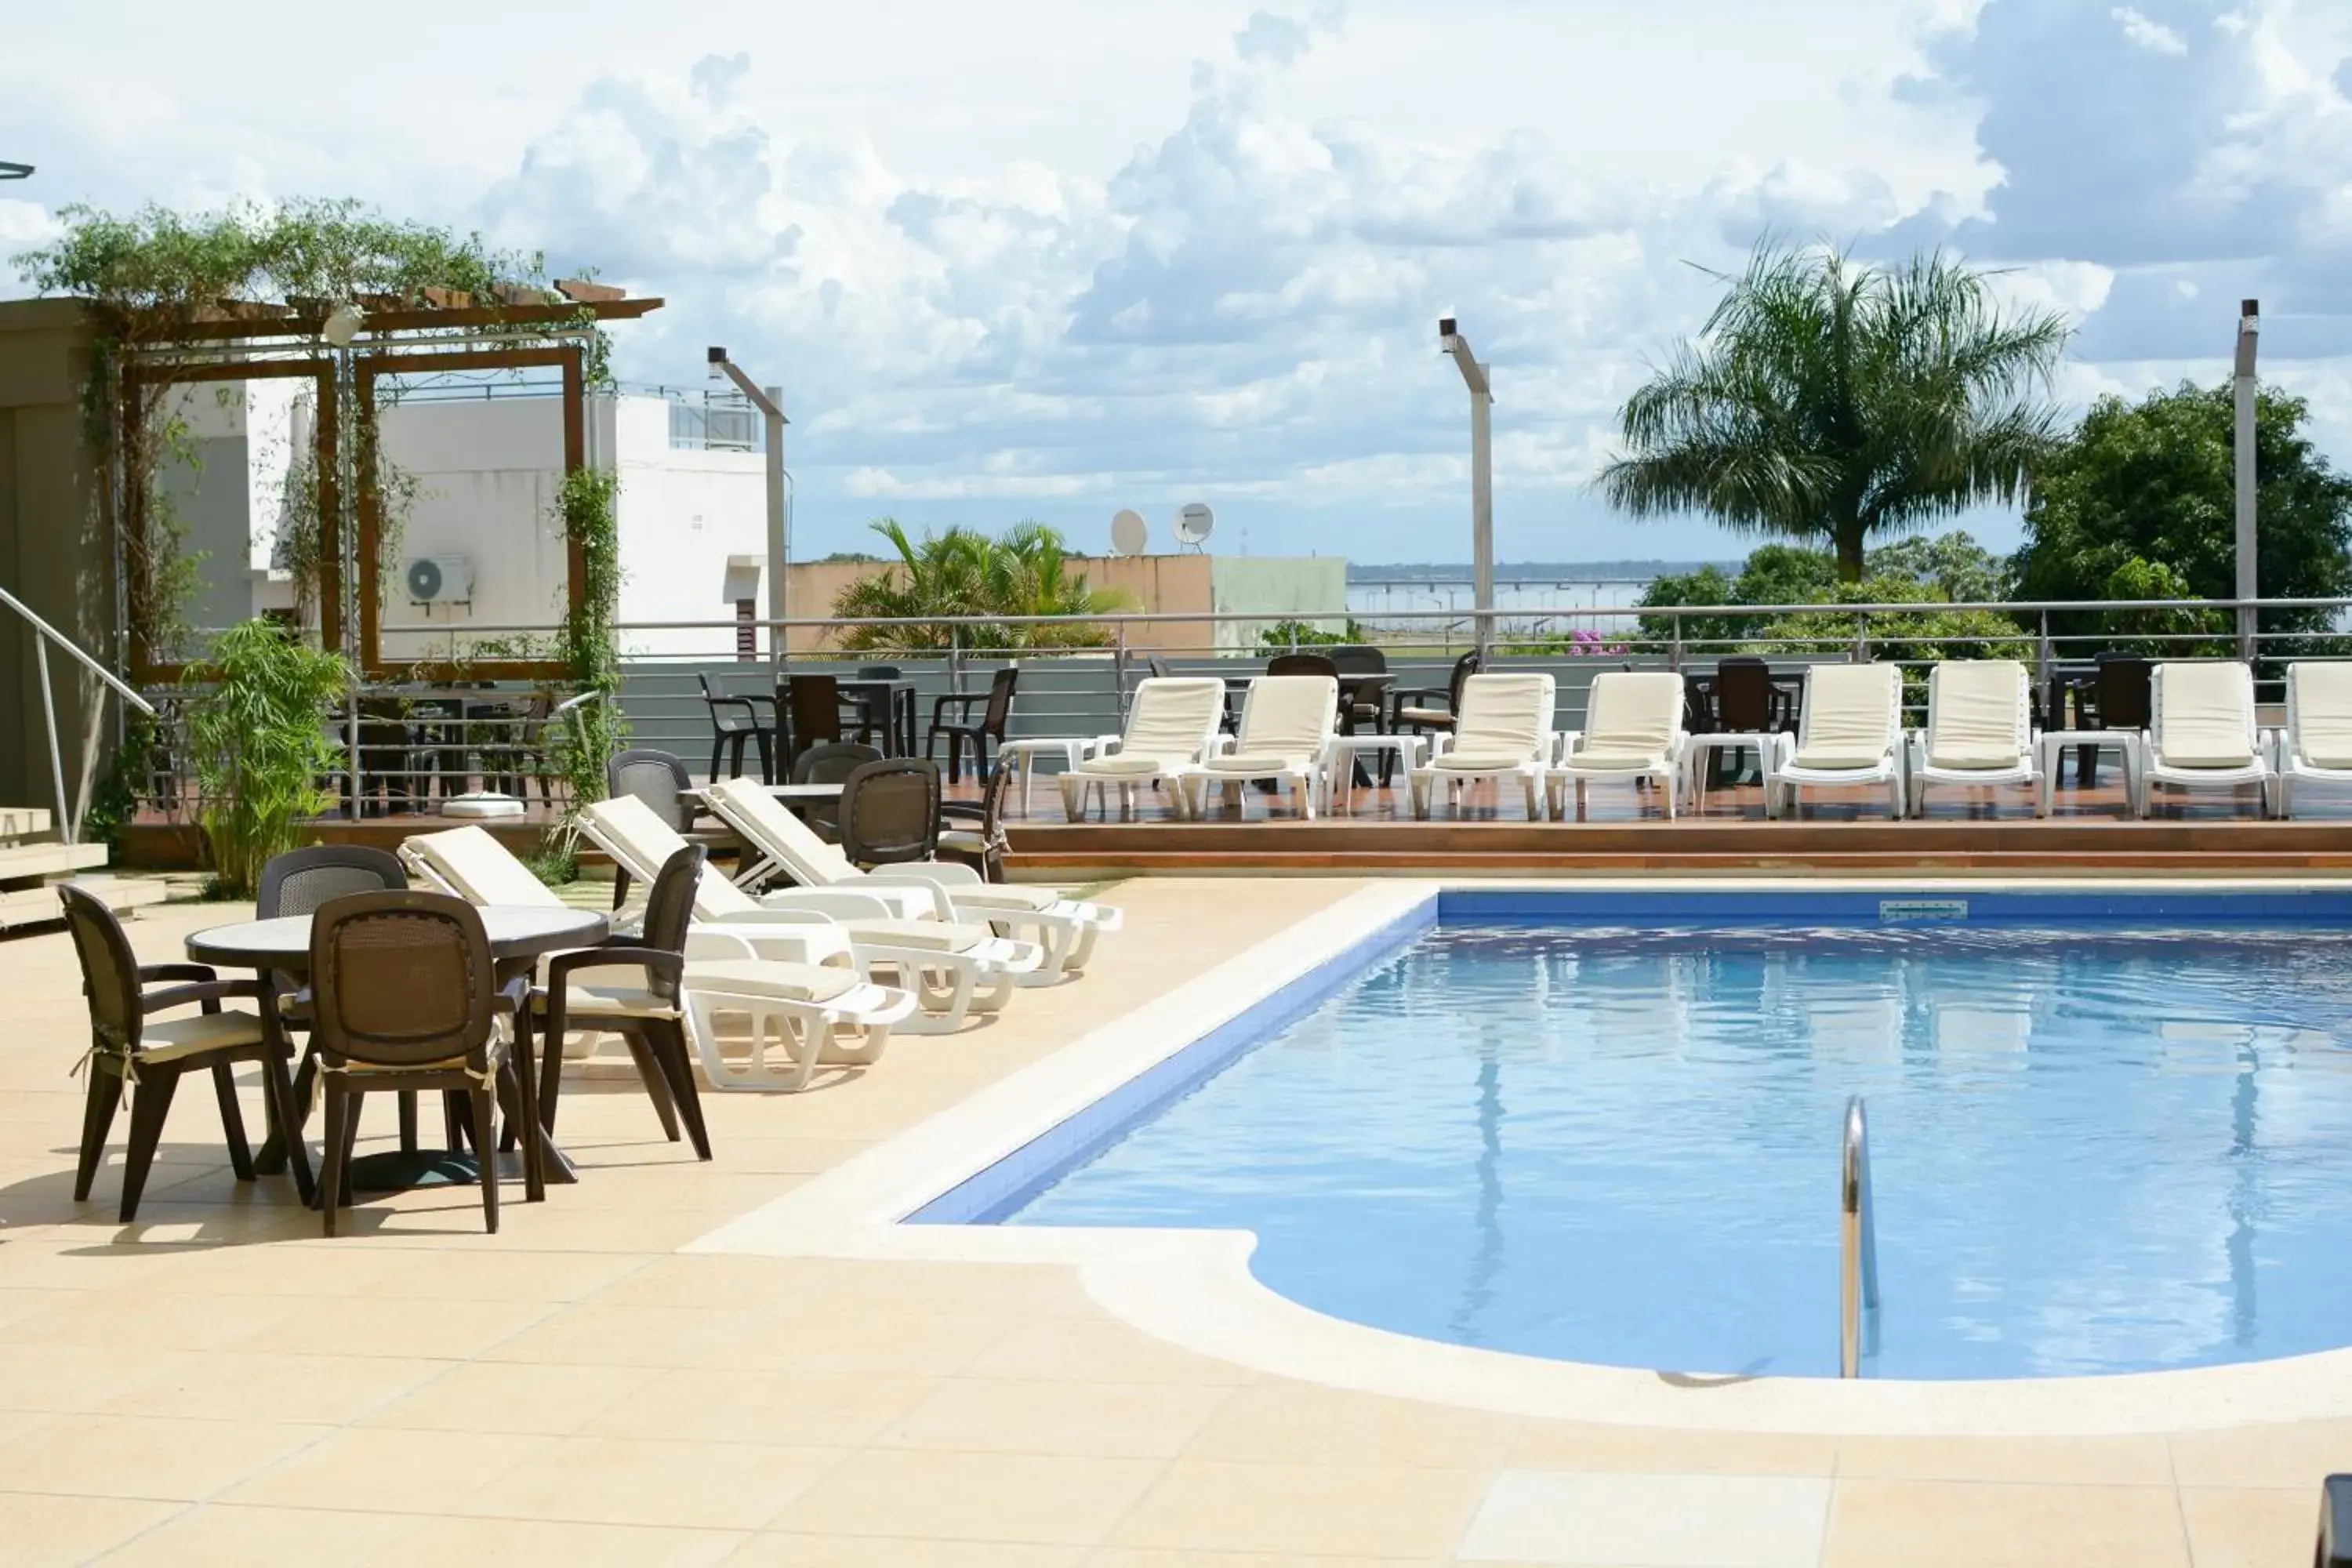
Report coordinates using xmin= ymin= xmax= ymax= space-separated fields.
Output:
xmin=1005 ymin=920 xmax=2352 ymax=1379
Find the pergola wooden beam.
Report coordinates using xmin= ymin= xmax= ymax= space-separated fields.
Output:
xmin=117 ymin=295 xmax=662 ymax=345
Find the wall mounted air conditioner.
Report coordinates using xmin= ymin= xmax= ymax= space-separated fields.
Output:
xmin=404 ymin=554 xmax=474 ymax=607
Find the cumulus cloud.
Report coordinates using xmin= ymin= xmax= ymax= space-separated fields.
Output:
xmin=2111 ymin=6 xmax=2190 ymax=56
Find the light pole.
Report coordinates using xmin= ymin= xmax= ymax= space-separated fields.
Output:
xmin=708 ymin=347 xmax=789 ymax=664
xmin=2234 ymin=299 xmax=2259 ymax=658
xmin=1438 ymin=318 xmax=1494 ymax=652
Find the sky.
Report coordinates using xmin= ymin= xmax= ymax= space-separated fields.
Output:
xmin=5 ymin=0 xmax=2350 ymax=567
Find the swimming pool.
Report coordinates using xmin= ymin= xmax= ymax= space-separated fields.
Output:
xmin=965 ymin=892 xmax=2352 ymax=1380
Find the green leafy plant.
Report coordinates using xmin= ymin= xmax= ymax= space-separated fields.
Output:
xmin=553 ymin=467 xmax=626 ymax=825
xmin=182 ymin=619 xmax=349 ymax=898
xmin=1599 ymin=240 xmax=2070 ymax=581
xmin=830 ymin=519 xmax=1133 ymax=650
xmin=1257 ymin=618 xmax=1368 ymax=649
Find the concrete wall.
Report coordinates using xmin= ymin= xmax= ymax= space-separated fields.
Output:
xmin=1210 ymin=556 xmax=1349 ymax=652
xmin=0 ymin=299 xmax=110 ymax=818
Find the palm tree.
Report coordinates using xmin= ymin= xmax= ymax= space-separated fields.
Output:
xmin=830 ymin=518 xmax=1130 ymax=650
xmin=1598 ymin=241 xmax=2070 ymax=581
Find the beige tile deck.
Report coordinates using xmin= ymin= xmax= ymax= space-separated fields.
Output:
xmin=0 ymin=880 xmax=2341 ymax=1566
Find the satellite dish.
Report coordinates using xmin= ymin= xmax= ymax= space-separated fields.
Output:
xmin=1110 ymin=508 xmax=1148 ymax=556
xmin=1174 ymin=502 xmax=1215 ymax=550
xmin=405 ymin=558 xmax=444 ymax=601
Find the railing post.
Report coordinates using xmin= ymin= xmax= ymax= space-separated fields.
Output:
xmin=1112 ymin=622 xmax=1130 ymax=717
xmin=947 ymin=622 xmax=962 ymax=695
xmin=34 ymin=639 xmax=72 ymax=844
xmin=1669 ymin=610 xmax=1684 ymax=672
xmin=1853 ymin=612 xmax=1870 ymax=664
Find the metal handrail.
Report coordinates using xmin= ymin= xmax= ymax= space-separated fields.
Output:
xmin=0 ymin=584 xmax=155 ymax=847
xmin=1841 ymin=1095 xmax=1880 ymax=1378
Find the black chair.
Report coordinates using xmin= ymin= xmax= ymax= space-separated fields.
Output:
xmin=927 ymin=665 xmax=1019 ymax=785
xmin=839 ymin=757 xmax=943 ymax=869
xmin=1389 ymin=651 xmax=1482 ymax=740
xmin=699 ymin=673 xmax=777 ymax=783
xmin=532 ymin=844 xmax=710 ymax=1161
xmin=60 ymin=884 xmax=314 ymax=1221
xmin=256 ymin=845 xmax=418 ymax=1161
xmin=2078 ymin=654 xmax=2153 ymax=786
xmin=939 ymin=758 xmax=1014 ymax=882
xmin=854 ymin=664 xmax=904 ymax=747
xmin=605 ymin=748 xmax=697 ymax=909
xmin=1266 ymin=652 xmax=1340 ymax=679
xmin=1330 ymin=645 xmax=1388 ymax=728
xmin=783 ymin=673 xmax=884 ymax=773
xmin=793 ymin=741 xmax=884 ymax=843
xmin=308 ymin=890 xmax=540 ymax=1236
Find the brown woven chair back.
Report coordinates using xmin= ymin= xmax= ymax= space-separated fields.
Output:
xmin=59 ymin=883 xmax=142 ymax=1051
xmin=840 ymin=757 xmax=942 ymax=866
xmin=1446 ymin=650 xmax=1483 ymax=710
xmin=786 ymin=673 xmax=845 ymax=751
xmin=1715 ymin=657 xmax=1776 ymax=734
xmin=307 ymin=891 xmax=495 ymax=1072
xmin=1267 ymin=652 xmax=1340 ymax=679
xmin=607 ymin=749 xmax=695 ymax=833
xmin=2096 ymin=654 xmax=2153 ymax=731
xmin=978 ymin=665 xmax=1019 ymax=737
xmin=259 ymin=845 xmax=407 ymax=920
xmin=1330 ymin=644 xmax=1387 ymax=676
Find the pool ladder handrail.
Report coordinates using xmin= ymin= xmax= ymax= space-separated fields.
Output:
xmin=1841 ymin=1095 xmax=1881 ymax=1378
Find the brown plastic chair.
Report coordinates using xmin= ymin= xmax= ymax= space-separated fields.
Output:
xmin=60 ymin=884 xmax=314 ymax=1221
xmin=839 ymin=757 xmax=943 ymax=868
xmin=792 ymin=741 xmax=884 ymax=843
xmin=938 ymin=757 xmax=1014 ymax=881
xmin=307 ymin=890 xmax=539 ymax=1236
xmin=2078 ymin=654 xmax=2153 ymax=786
xmin=927 ymin=665 xmax=1018 ymax=784
xmin=531 ymin=844 xmax=711 ymax=1161
xmin=1266 ymin=652 xmax=1340 ymax=679
xmin=1389 ymin=651 xmax=1482 ymax=738
xmin=699 ymin=673 xmax=777 ymax=784
xmin=605 ymin=748 xmax=699 ymax=908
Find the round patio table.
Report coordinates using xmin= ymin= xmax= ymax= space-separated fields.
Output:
xmin=187 ymin=905 xmax=608 ymax=1191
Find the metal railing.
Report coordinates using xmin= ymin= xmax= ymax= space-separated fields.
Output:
xmin=1841 ymin=1094 xmax=1880 ymax=1379
xmin=0 ymin=585 xmax=157 ymax=844
xmin=122 ymin=592 xmax=2352 ymax=822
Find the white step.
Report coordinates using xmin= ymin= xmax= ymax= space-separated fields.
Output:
xmin=0 ymin=840 xmax=108 ymax=887
xmin=0 ymin=807 xmax=54 ymax=844
xmin=0 ymin=875 xmax=170 ymax=931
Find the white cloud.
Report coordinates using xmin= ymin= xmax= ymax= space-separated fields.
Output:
xmin=2111 ymin=6 xmax=2190 ymax=56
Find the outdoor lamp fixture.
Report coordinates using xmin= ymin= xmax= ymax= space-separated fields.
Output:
xmin=321 ymin=301 xmax=365 ymax=347
xmin=707 ymin=346 xmax=790 ymax=661
xmin=0 ymin=162 xmax=31 ymax=180
xmin=1438 ymin=316 xmax=1495 ymax=652
xmin=2234 ymin=298 xmax=2259 ymax=655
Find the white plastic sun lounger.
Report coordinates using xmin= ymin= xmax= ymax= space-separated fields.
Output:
xmin=583 ymin=796 xmax=1042 ymax=1034
xmin=1060 ymin=677 xmax=1225 ymax=823
xmin=2140 ymin=661 xmax=2274 ymax=817
xmin=2274 ymin=662 xmax=2352 ymax=818
xmin=1545 ymin=670 xmax=1684 ymax=821
xmin=703 ymin=775 xmax=1118 ymax=982
xmin=1906 ymin=659 xmax=2044 ymax=817
xmin=1408 ymin=671 xmax=1555 ymax=819
xmin=1178 ymin=674 xmax=1338 ymax=820
xmin=1765 ymin=663 xmax=1907 ymax=819
xmin=401 ymin=826 xmax=916 ymax=1083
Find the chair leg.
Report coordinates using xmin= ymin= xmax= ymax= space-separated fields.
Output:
xmin=538 ymin=1004 xmax=568 ymax=1135
xmin=623 ymin=1030 xmax=684 ymax=1142
xmin=73 ymin=1061 xmax=125 ymax=1203
xmin=212 ymin=1062 xmax=254 ymax=1181
xmin=257 ymin=1044 xmax=315 ymax=1206
xmin=469 ymin=1087 xmax=500 ymax=1234
xmin=612 ymin=868 xmax=632 ymax=911
xmin=117 ymin=1066 xmax=183 ymax=1223
xmin=650 ymin=1018 xmax=713 ymax=1161
xmin=443 ymin=1092 xmax=466 ymax=1152
xmin=318 ymin=1082 xmax=349 ymax=1236
xmin=397 ymin=1090 xmax=419 ymax=1154
xmin=754 ymin=730 xmax=775 ymax=786
xmin=709 ymin=734 xmax=725 ymax=784
xmin=505 ymin=1045 xmax=545 ymax=1204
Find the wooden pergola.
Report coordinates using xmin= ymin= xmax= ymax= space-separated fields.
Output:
xmin=115 ymin=283 xmax=663 ymax=681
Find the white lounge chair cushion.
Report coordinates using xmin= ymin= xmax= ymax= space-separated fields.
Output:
xmin=1081 ymin=753 xmax=1171 ymax=777
xmin=681 ymin=960 xmax=862 ymax=1004
xmin=1566 ymin=748 xmax=1669 ymax=771
xmin=1444 ymin=673 xmax=1555 ymax=768
xmin=138 ymin=1010 xmax=268 ymax=1059
xmin=1076 ymin=680 xmax=1225 ymax=777
xmin=2157 ymin=662 xmax=2256 ymax=768
xmin=1569 ymin=672 xmax=1679 ymax=767
xmin=406 ymin=826 xmax=561 ymax=907
xmin=2293 ymin=663 xmax=2352 ymax=768
xmin=1231 ymin=676 xmax=1338 ymax=760
xmin=1794 ymin=665 xmax=1899 ymax=770
xmin=1926 ymin=661 xmax=2027 ymax=770
xmin=1201 ymin=751 xmax=1313 ymax=774
xmin=844 ymin=918 xmax=996 ymax=953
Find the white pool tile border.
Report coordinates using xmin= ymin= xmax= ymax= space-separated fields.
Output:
xmin=688 ymin=876 xmax=2352 ymax=1437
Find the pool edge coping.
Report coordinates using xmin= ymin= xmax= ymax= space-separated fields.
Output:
xmin=685 ymin=875 xmax=2352 ymax=1437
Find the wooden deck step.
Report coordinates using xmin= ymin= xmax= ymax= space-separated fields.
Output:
xmin=0 ymin=839 xmax=109 ymax=887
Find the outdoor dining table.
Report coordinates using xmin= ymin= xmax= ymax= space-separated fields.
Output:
xmin=834 ymin=677 xmax=920 ymax=756
xmin=186 ymin=904 xmax=608 ymax=1191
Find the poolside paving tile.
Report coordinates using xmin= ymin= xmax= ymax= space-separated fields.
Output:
xmin=219 ymin=1425 xmax=557 ymax=1513
xmin=1456 ymin=1468 xmax=1833 ymax=1566
xmin=1108 ymin=1458 xmax=1491 ymax=1559
xmin=966 ymin=1315 xmax=1264 ymax=1386
xmin=2168 ymin=1417 xmax=2352 ymax=1490
xmin=456 ymin=1433 xmax=841 ymax=1531
xmin=358 ymin=1358 xmax=663 ymax=1436
xmin=361 ymin=1514 xmax=749 ymax=1565
xmin=91 ymin=1501 xmax=425 ymax=1565
xmin=98 ymin=1348 xmax=452 ymax=1425
xmin=768 ymin=1447 xmax=1165 ymax=1544
xmin=0 ymin=1412 xmax=330 ymax=1502
xmin=1821 ymin=1477 xmax=2191 ymax=1567
xmin=1184 ymin=1381 xmax=1522 ymax=1470
xmin=1834 ymin=1432 xmax=2177 ymax=1486
xmin=0 ymin=1491 xmax=182 ymax=1566
xmin=1508 ymin=1421 xmax=1839 ymax=1476
xmin=873 ymin=1376 xmax=1236 ymax=1458
xmin=722 ymin=1534 xmax=1089 ymax=1566
xmin=582 ymin=1366 xmax=943 ymax=1447
xmin=2176 ymin=1485 xmax=2316 ymax=1568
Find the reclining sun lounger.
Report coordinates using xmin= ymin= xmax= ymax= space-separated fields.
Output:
xmin=1178 ymin=674 xmax=1338 ymax=820
xmin=1059 ymin=677 xmax=1226 ymax=823
xmin=2274 ymin=662 xmax=2352 ymax=819
xmin=1765 ymin=663 xmax=1907 ymax=820
xmin=1906 ymin=659 xmax=2043 ymax=817
xmin=2140 ymin=661 xmax=2274 ymax=817
xmin=1409 ymin=671 xmax=1555 ymax=819
xmin=1545 ymin=670 xmax=1684 ymax=820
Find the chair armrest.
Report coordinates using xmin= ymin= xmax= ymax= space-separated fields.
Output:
xmin=494 ymin=973 xmax=534 ymax=1015
xmin=1552 ymin=731 xmax=1582 ymax=765
xmin=753 ymin=887 xmax=901 ymax=920
xmin=545 ymin=946 xmax=683 ymax=989
xmin=140 ymin=977 xmax=269 ymax=1014
xmin=870 ymin=860 xmax=984 ymax=887
xmin=1389 ymin=685 xmax=1449 ymax=708
xmin=138 ymin=962 xmax=219 ymax=984
xmin=931 ymin=691 xmax=985 ymax=727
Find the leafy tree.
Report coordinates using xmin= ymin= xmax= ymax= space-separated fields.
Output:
xmin=2012 ymin=380 xmax=2352 ymax=638
xmin=1599 ymin=241 xmax=2069 ymax=581
xmin=183 ymin=619 xmax=349 ymax=898
xmin=1635 ymin=532 xmax=2024 ymax=659
xmin=830 ymin=518 xmax=1132 ymax=651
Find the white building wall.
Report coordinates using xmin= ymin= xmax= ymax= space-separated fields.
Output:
xmin=606 ymin=395 xmax=768 ymax=659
